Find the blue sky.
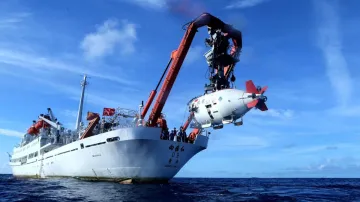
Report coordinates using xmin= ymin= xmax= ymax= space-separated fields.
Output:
xmin=0 ymin=0 xmax=360 ymax=177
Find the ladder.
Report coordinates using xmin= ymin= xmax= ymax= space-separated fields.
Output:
xmin=80 ymin=116 xmax=100 ymax=139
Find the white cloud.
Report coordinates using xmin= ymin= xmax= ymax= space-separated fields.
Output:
xmin=208 ymin=128 xmax=270 ymax=152
xmin=0 ymin=128 xmax=23 ymax=138
xmin=0 ymin=67 xmax=142 ymax=112
xmin=0 ymin=48 xmax=135 ymax=85
xmin=166 ymin=0 xmax=208 ymax=18
xmin=242 ymin=108 xmax=295 ymax=127
xmin=122 ymin=0 xmax=167 ymax=10
xmin=43 ymin=80 xmax=141 ymax=109
xmin=314 ymin=0 xmax=352 ymax=107
xmin=286 ymin=156 xmax=360 ymax=174
xmin=281 ymin=143 xmax=360 ymax=156
xmin=283 ymin=145 xmax=332 ymax=155
xmin=249 ymin=108 xmax=294 ymax=119
xmin=0 ymin=12 xmax=31 ymax=29
xmin=119 ymin=0 xmax=207 ymax=17
xmin=80 ymin=19 xmax=138 ymax=60
xmin=225 ymin=0 xmax=269 ymax=9
xmin=314 ymin=157 xmax=360 ymax=171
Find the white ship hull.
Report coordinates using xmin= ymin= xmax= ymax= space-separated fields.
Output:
xmin=9 ymin=127 xmax=208 ymax=183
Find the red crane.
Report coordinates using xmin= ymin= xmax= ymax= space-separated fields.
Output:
xmin=142 ymin=12 xmax=243 ymax=130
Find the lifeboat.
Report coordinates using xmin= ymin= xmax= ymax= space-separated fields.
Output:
xmin=34 ymin=119 xmax=50 ymax=129
xmin=27 ymin=118 xmax=51 ymax=135
xmin=27 ymin=126 xmax=39 ymax=135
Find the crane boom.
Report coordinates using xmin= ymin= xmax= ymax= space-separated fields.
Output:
xmin=147 ymin=12 xmax=243 ymax=127
xmin=182 ymin=112 xmax=194 ymax=131
xmin=141 ymin=57 xmax=174 ymax=119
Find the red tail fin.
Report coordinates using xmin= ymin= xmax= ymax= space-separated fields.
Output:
xmin=246 ymin=80 xmax=258 ymax=94
xmin=247 ymin=100 xmax=258 ymax=108
xmin=259 ymin=86 xmax=268 ymax=94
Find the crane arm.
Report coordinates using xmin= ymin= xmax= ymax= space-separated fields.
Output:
xmin=181 ymin=112 xmax=202 ymax=143
xmin=182 ymin=112 xmax=194 ymax=131
xmin=141 ymin=56 xmax=174 ymax=119
xmin=148 ymin=12 xmax=243 ymax=126
xmin=188 ymin=128 xmax=201 ymax=142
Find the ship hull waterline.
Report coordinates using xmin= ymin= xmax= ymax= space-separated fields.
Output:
xmin=10 ymin=127 xmax=208 ymax=183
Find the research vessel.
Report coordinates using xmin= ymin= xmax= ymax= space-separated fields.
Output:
xmin=8 ymin=12 xmax=248 ymax=183
xmin=9 ymin=75 xmax=209 ymax=183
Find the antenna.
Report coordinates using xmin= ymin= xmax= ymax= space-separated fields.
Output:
xmin=6 ymin=152 xmax=11 ymax=158
xmin=75 ymin=74 xmax=88 ymax=133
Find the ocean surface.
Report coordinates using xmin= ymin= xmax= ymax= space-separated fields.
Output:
xmin=1 ymin=175 xmax=360 ymax=202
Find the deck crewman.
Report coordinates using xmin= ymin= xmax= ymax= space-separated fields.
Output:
xmin=178 ymin=126 xmax=187 ymax=142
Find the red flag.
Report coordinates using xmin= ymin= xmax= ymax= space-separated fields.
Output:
xmin=103 ymin=108 xmax=116 ymax=116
